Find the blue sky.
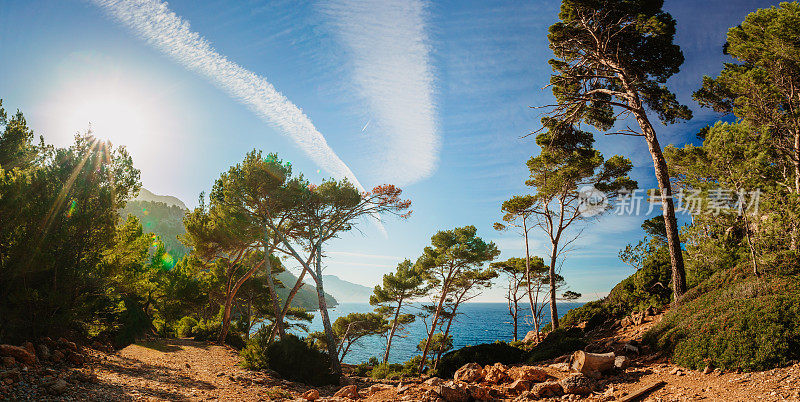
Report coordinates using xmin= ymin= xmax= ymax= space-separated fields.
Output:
xmin=0 ymin=0 xmax=780 ymax=301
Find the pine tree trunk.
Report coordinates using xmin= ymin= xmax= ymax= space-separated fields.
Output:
xmin=268 ymin=264 xmax=308 ymax=343
xmin=383 ymin=297 xmax=404 ymax=364
xmin=523 ymin=220 xmax=540 ymax=342
xmin=262 ymin=235 xmax=284 ymax=338
xmin=219 ymin=260 xmax=264 ymax=344
xmin=635 ymin=112 xmax=687 ymax=301
xmin=418 ymin=278 xmax=450 ymax=374
xmin=314 ymin=242 xmax=341 ymax=375
xmin=548 ymin=242 xmax=559 ymax=330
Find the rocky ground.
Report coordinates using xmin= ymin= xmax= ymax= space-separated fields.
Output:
xmin=1 ymin=313 xmax=799 ymax=401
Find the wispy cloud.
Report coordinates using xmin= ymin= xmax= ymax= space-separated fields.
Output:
xmin=320 ymin=0 xmax=438 ymax=185
xmin=92 ymin=0 xmax=365 ymax=191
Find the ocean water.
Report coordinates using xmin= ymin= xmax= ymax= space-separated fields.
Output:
xmin=283 ymin=302 xmax=584 ymax=365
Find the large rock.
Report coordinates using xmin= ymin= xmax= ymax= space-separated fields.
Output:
xmin=506 ymin=379 xmax=531 ymax=393
xmin=57 ymin=338 xmax=78 ymax=352
xmin=49 ymin=379 xmax=68 ymax=395
xmin=570 ymin=351 xmax=615 ymax=377
xmin=37 ymin=344 xmax=50 ymax=361
xmin=466 ymin=384 xmax=490 ymax=400
xmin=531 ymin=381 xmax=563 ymax=398
xmin=508 ymin=366 xmax=549 ymax=382
xmin=301 ymin=389 xmax=319 ymax=401
xmin=424 ymin=377 xmax=444 ymax=386
xmin=435 ymin=384 xmax=469 ymax=402
xmin=368 ymin=384 xmax=393 ymax=394
xmin=614 ymin=356 xmax=630 ymax=370
xmin=453 ymin=362 xmax=484 ymax=383
xmin=333 ymin=384 xmax=359 ymax=399
xmin=1 ymin=357 xmax=14 ymax=368
xmin=560 ymin=373 xmax=593 ymax=395
xmin=0 ymin=345 xmax=36 ymax=366
xmin=522 ymin=330 xmax=539 ymax=343
xmin=483 ymin=363 xmax=509 ymax=384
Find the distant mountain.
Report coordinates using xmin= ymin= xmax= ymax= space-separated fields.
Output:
xmin=134 ymin=188 xmax=188 ymax=210
xmin=276 ymin=271 xmax=337 ymax=310
xmin=318 ymin=275 xmax=373 ymax=303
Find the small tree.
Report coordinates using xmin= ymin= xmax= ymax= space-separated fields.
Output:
xmin=415 ymin=226 xmax=499 ymax=373
xmin=525 ymin=119 xmax=635 ymax=329
xmin=546 ymin=0 xmax=692 ymax=300
xmin=309 ymin=312 xmax=389 ymax=363
xmin=491 ymin=257 xmax=531 ymax=341
xmin=370 ymin=259 xmax=428 ymax=363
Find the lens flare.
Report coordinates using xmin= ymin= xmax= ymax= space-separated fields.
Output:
xmin=66 ymin=200 xmax=77 ymax=218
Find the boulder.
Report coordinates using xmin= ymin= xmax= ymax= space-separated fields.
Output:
xmin=49 ymin=378 xmax=68 ymax=395
xmin=522 ymin=330 xmax=539 ymax=343
xmin=424 ymin=377 xmax=444 ymax=386
xmin=1 ymin=357 xmax=14 ymax=368
xmin=466 ymin=384 xmax=490 ymax=400
xmin=614 ymin=356 xmax=630 ymax=370
xmin=454 ymin=362 xmax=485 ymax=383
xmin=506 ymin=379 xmax=531 ymax=393
xmin=58 ymin=338 xmax=78 ymax=352
xmin=66 ymin=352 xmax=85 ymax=366
xmin=0 ymin=345 xmax=36 ymax=366
xmin=531 ymin=381 xmax=563 ymax=398
xmin=435 ymin=384 xmax=469 ymax=402
xmin=368 ymin=384 xmax=393 ymax=394
xmin=483 ymin=363 xmax=509 ymax=384
xmin=560 ymin=373 xmax=593 ymax=395
xmin=52 ymin=350 xmax=64 ymax=363
xmin=22 ymin=342 xmax=36 ymax=359
xmin=37 ymin=344 xmax=50 ymax=360
xmin=333 ymin=384 xmax=359 ymax=399
xmin=508 ymin=366 xmax=549 ymax=382
xmin=301 ymin=389 xmax=319 ymax=401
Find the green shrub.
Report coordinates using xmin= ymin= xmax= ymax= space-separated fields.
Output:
xmin=192 ymin=319 xmax=245 ymax=349
xmin=436 ymin=341 xmax=525 ymax=378
xmin=242 ymin=333 xmax=338 ymax=386
xmin=525 ymin=327 xmax=586 ymax=363
xmin=645 ymin=274 xmax=800 ymax=372
xmin=176 ymin=316 xmax=198 ymax=338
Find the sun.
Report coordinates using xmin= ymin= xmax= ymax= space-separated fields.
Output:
xmin=38 ymin=52 xmax=175 ymax=155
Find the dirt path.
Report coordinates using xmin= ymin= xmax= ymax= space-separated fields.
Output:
xmin=81 ymin=339 xmax=308 ymax=401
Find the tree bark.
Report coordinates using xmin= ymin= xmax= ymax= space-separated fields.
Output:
xmin=548 ymin=242 xmax=559 ymax=330
xmin=523 ymin=219 xmax=540 ymax=342
xmin=383 ymin=296 xmax=404 ymax=363
xmin=219 ymin=259 xmax=264 ymax=344
xmin=634 ymin=111 xmax=687 ymax=300
xmin=262 ymin=232 xmax=284 ymax=338
xmin=418 ymin=272 xmax=451 ymax=374
xmin=313 ymin=242 xmax=342 ymax=375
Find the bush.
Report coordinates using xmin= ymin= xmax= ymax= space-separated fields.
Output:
xmin=525 ymin=327 xmax=586 ymax=363
xmin=176 ymin=317 xmax=198 ymax=338
xmin=645 ymin=274 xmax=800 ymax=372
xmin=436 ymin=341 xmax=525 ymax=378
xmin=241 ymin=333 xmax=338 ymax=386
xmin=192 ymin=319 xmax=245 ymax=349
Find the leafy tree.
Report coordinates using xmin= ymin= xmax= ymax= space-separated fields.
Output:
xmin=270 ymin=179 xmax=412 ymax=375
xmin=370 ymin=259 xmax=428 ymax=363
xmin=546 ymin=0 xmax=692 ymax=300
xmin=418 ymin=332 xmax=453 ymax=364
xmin=309 ymin=312 xmax=389 ymax=363
xmin=524 ymin=119 xmax=635 ymax=329
xmin=0 ymin=102 xmax=141 ymax=341
xmin=666 ymin=122 xmax=775 ymax=277
xmin=432 ymin=267 xmax=497 ymax=369
xmin=121 ymin=200 xmax=189 ymax=258
xmin=415 ymin=226 xmax=499 ymax=373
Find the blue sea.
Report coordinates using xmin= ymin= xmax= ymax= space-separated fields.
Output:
xmin=284 ymin=302 xmax=584 ymax=365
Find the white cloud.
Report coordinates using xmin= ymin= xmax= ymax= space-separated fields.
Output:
xmin=320 ymin=0 xmax=438 ymax=185
xmin=92 ymin=0 xmax=366 ymax=191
